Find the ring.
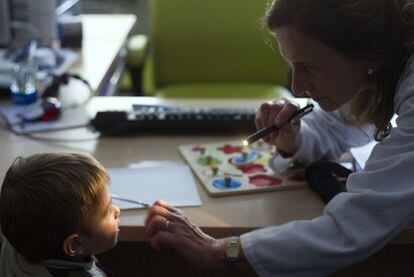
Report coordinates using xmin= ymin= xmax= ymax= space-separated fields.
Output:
xmin=165 ymin=219 xmax=170 ymax=230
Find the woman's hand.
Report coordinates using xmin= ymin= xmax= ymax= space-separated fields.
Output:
xmin=255 ymin=99 xmax=302 ymax=156
xmin=145 ymin=200 xmax=226 ymax=269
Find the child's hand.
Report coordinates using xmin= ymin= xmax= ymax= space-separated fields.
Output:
xmin=255 ymin=99 xmax=302 ymax=156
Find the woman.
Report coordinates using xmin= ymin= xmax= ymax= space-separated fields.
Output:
xmin=145 ymin=0 xmax=414 ymax=275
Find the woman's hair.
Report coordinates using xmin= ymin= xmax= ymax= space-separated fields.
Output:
xmin=0 ymin=153 xmax=109 ymax=262
xmin=266 ymin=0 xmax=414 ymax=140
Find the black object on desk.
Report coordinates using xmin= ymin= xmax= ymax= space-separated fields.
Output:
xmin=90 ymin=107 xmax=256 ymax=136
xmin=305 ymin=161 xmax=352 ymax=203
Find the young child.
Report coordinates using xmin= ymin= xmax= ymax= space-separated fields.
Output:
xmin=0 ymin=152 xmax=120 ymax=276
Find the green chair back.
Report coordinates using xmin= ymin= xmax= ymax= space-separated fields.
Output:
xmin=146 ymin=0 xmax=289 ymax=98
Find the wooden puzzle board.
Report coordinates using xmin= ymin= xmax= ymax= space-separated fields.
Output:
xmin=179 ymin=140 xmax=307 ymax=197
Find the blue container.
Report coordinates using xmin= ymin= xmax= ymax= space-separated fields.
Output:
xmin=10 ymin=64 xmax=38 ymax=105
xmin=10 ymin=90 xmax=38 ymax=105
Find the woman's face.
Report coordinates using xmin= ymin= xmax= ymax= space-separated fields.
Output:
xmin=276 ymin=26 xmax=370 ymax=111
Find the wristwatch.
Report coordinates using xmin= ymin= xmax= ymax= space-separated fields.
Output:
xmin=226 ymin=236 xmax=241 ymax=271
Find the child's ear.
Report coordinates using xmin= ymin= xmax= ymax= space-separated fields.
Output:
xmin=62 ymin=234 xmax=85 ymax=257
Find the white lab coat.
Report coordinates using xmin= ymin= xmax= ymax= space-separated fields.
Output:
xmin=240 ymin=55 xmax=414 ymax=276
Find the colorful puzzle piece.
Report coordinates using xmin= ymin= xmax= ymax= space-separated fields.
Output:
xmin=249 ymin=175 xmax=282 ymax=187
xmin=217 ymin=144 xmax=242 ymax=154
xmin=237 ymin=164 xmax=267 ymax=174
xmin=197 ymin=155 xmax=221 ymax=166
xmin=230 ymin=151 xmax=260 ymax=165
xmin=179 ymin=140 xmax=307 ymax=196
xmin=212 ymin=177 xmax=242 ymax=189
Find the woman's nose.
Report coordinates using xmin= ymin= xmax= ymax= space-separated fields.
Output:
xmin=291 ymin=68 xmax=310 ymax=97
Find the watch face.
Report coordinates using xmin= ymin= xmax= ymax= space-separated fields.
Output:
xmin=227 ymin=245 xmax=240 ymax=258
xmin=226 ymin=238 xmax=240 ymax=259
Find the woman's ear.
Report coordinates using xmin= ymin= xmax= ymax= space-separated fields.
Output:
xmin=62 ymin=234 xmax=84 ymax=257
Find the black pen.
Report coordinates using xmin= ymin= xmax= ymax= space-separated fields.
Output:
xmin=243 ymin=104 xmax=314 ymax=146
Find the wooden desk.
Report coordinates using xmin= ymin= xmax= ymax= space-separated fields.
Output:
xmin=1 ymin=96 xmax=413 ymax=245
xmin=88 ymin=98 xmax=325 ymax=241
xmin=68 ymin=14 xmax=137 ymax=95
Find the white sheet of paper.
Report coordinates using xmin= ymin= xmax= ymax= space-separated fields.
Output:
xmin=108 ymin=165 xmax=202 ymax=210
